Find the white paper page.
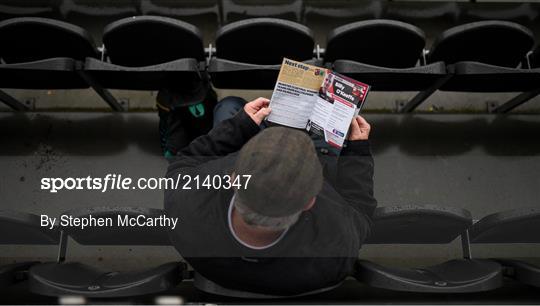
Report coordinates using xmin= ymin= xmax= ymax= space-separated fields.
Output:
xmin=267 ymin=59 xmax=326 ymax=129
xmin=307 ymin=71 xmax=370 ymax=148
xmin=323 ymin=101 xmax=357 ymax=148
xmin=268 ymin=82 xmax=318 ymax=129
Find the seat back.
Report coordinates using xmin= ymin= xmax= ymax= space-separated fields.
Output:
xmin=61 ymin=206 xmax=172 ymax=246
xmin=103 ymin=16 xmax=205 ymax=67
xmin=0 ymin=17 xmax=98 ymax=64
xmin=0 ymin=210 xmax=60 ymax=245
xmin=194 ymin=271 xmax=341 ymax=298
xmin=324 ymin=19 xmax=425 ymax=69
xmin=428 ymin=21 xmax=534 ymax=68
xmin=530 ymin=46 xmax=540 ymax=68
xmin=470 ymin=208 xmax=540 ymax=243
xmin=215 ymin=18 xmax=314 ymax=65
xmin=367 ymin=205 xmax=472 ymax=244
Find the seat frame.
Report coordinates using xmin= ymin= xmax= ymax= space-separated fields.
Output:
xmin=399 ymin=21 xmax=538 ymax=113
xmin=26 ymin=207 xmax=185 ymax=297
xmin=193 ymin=272 xmax=342 ymax=299
xmin=470 ymin=208 xmax=540 ymax=288
xmin=354 ymin=205 xmax=503 ymax=293
xmin=0 ymin=17 xmax=124 ymax=112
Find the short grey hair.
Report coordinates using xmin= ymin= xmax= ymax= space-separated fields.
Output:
xmin=234 ymin=195 xmax=301 ymax=231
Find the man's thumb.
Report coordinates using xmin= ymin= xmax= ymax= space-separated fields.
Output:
xmin=255 ymin=107 xmax=271 ymax=120
xmin=350 ymin=117 xmax=360 ymax=130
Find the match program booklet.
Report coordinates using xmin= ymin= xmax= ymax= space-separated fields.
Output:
xmin=267 ymin=58 xmax=370 ymax=148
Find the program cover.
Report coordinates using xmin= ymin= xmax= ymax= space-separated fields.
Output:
xmin=306 ymin=71 xmax=370 ymax=148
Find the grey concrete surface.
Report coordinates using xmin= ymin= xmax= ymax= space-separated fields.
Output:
xmin=1 ymin=2 xmax=540 ymax=296
xmin=1 ymin=1 xmax=540 ymax=113
xmin=0 ymin=112 xmax=539 ymax=270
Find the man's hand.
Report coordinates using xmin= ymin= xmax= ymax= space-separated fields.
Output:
xmin=244 ymin=97 xmax=272 ymax=125
xmin=348 ymin=116 xmax=371 ymax=141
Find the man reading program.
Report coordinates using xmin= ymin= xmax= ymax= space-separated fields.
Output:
xmin=164 ymin=96 xmax=377 ymax=295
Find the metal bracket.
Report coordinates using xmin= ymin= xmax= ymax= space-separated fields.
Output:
xmin=399 ymin=74 xmax=452 ymax=113
xmin=486 ymin=101 xmax=499 ymax=113
xmin=525 ymin=50 xmax=532 ymax=69
xmin=490 ymin=89 xmax=540 ymax=114
xmin=57 ymin=230 xmax=68 ymax=263
xmin=205 ymin=43 xmax=214 ymax=67
xmin=98 ymin=43 xmax=106 ymax=62
xmin=460 ymin=229 xmax=473 ymax=260
xmin=0 ymin=89 xmax=30 ymax=111
xmin=119 ymin=97 xmax=130 ymax=111
xmin=24 ymin=97 xmax=36 ymax=111
xmin=395 ymin=100 xmax=407 ymax=112
xmin=421 ymin=49 xmax=428 ymax=66
xmin=77 ymin=70 xmax=124 ymax=111
xmin=317 ymin=46 xmax=325 ymax=60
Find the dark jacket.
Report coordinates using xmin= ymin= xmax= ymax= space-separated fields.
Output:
xmin=164 ymin=109 xmax=377 ymax=295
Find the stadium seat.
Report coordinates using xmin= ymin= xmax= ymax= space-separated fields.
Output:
xmin=83 ymin=16 xmax=206 ymax=94
xmin=0 ymin=1 xmax=56 ymax=19
xmin=355 ymin=205 xmax=503 ymax=293
xmin=385 ymin=2 xmax=459 ymax=21
xmin=139 ymin=0 xmax=221 ymax=23
xmin=28 ymin=206 xmax=186 ymax=298
xmin=194 ymin=272 xmax=341 ymax=299
xmin=0 ymin=262 xmax=39 ymax=288
xmin=400 ymin=20 xmax=540 ymax=113
xmin=470 ymin=207 xmax=540 ymax=288
xmin=0 ymin=210 xmax=60 ymax=288
xmin=208 ymin=18 xmax=318 ymax=89
xmin=221 ymin=0 xmax=303 ymax=24
xmin=529 ymin=46 xmax=540 ymax=68
xmin=323 ymin=20 xmax=448 ymax=111
xmin=303 ymin=1 xmax=384 ymax=22
xmin=59 ymin=0 xmax=137 ymax=18
xmin=503 ymin=45 xmax=540 ymax=112
xmin=0 ymin=17 xmax=122 ymax=111
xmin=464 ymin=3 xmax=537 ymax=23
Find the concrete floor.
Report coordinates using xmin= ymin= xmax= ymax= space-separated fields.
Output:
xmin=1 ymin=1 xmax=540 ymax=303
xmin=1 ymin=112 xmax=539 ymax=271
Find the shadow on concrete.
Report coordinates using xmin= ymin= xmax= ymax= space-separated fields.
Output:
xmin=0 ymin=113 xmax=129 ymax=156
xmin=396 ymin=115 xmax=487 ymax=156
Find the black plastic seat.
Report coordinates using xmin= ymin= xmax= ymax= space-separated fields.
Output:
xmin=28 ymin=206 xmax=185 ymax=297
xmin=356 ymin=259 xmax=502 ymax=293
xmin=402 ymin=20 xmax=539 ymax=113
xmin=355 ymin=205 xmax=503 ymax=293
xmin=530 ymin=46 xmax=540 ymax=68
xmin=428 ymin=21 xmax=537 ymax=92
xmin=83 ymin=16 xmax=204 ymax=90
xmin=30 ymin=262 xmax=182 ymax=298
xmin=208 ymin=18 xmax=317 ymax=89
xmin=0 ymin=262 xmax=39 ymax=288
xmin=140 ymin=0 xmax=220 ymax=23
xmin=194 ymin=272 xmax=342 ymax=299
xmin=492 ymin=259 xmax=540 ymax=288
xmin=0 ymin=210 xmax=60 ymax=245
xmin=304 ymin=1 xmax=384 ymax=21
xmin=0 ymin=18 xmax=96 ymax=107
xmin=324 ymin=20 xmax=447 ymax=92
xmin=221 ymin=0 xmax=302 ymax=24
xmin=0 ymin=2 xmax=56 ymax=18
xmin=59 ymin=0 xmax=137 ymax=18
xmin=0 ymin=210 xmax=60 ymax=288
xmin=0 ymin=17 xmax=122 ymax=111
xmin=470 ymin=207 xmax=540 ymax=288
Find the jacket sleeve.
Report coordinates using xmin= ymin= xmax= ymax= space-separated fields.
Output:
xmin=335 ymin=140 xmax=377 ymax=218
xmin=166 ymin=109 xmax=261 ymax=175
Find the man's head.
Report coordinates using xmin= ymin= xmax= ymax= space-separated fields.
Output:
xmin=233 ymin=127 xmax=323 ymax=230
